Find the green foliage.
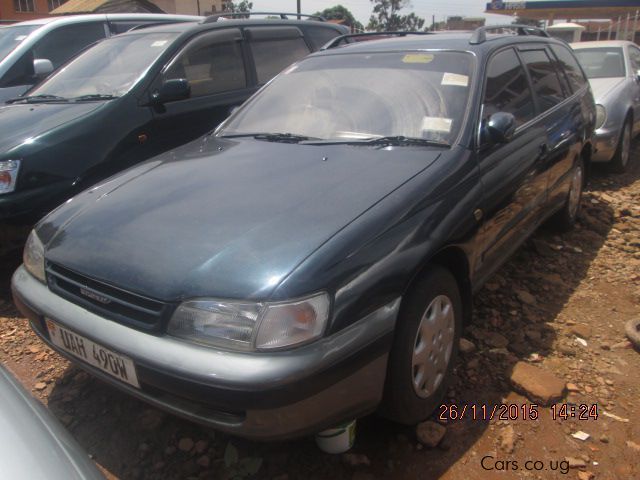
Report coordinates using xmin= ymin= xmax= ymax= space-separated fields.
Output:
xmin=314 ymin=5 xmax=365 ymax=32
xmin=367 ymin=0 xmax=426 ymax=32
xmin=226 ymin=1 xmax=253 ymax=13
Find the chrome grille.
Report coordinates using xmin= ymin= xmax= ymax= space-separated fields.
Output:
xmin=46 ymin=263 xmax=171 ymax=332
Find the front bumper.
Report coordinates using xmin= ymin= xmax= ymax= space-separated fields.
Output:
xmin=592 ymin=126 xmax=620 ymax=163
xmin=12 ymin=266 xmax=398 ymax=440
xmin=0 ymin=180 xmax=74 ymax=223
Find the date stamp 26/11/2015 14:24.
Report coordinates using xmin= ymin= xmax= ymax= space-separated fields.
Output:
xmin=438 ymin=403 xmax=599 ymax=422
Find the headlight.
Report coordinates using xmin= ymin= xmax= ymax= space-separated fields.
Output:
xmin=595 ymin=104 xmax=606 ymax=130
xmin=23 ymin=230 xmax=45 ymax=283
xmin=168 ymin=292 xmax=330 ymax=351
xmin=0 ymin=159 xmax=20 ymax=194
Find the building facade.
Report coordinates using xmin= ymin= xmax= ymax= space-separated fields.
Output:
xmin=1 ymin=0 xmax=66 ymax=22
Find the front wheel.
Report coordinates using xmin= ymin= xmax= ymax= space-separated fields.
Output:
xmin=609 ymin=117 xmax=632 ymax=173
xmin=381 ymin=266 xmax=462 ymax=424
xmin=548 ymin=157 xmax=584 ymax=232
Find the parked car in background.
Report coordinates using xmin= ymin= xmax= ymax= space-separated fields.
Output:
xmin=572 ymin=40 xmax=640 ymax=172
xmin=12 ymin=26 xmax=594 ymax=440
xmin=0 ymin=14 xmax=203 ymax=103
xmin=0 ymin=364 xmax=103 ymax=479
xmin=0 ymin=16 xmax=347 ymax=225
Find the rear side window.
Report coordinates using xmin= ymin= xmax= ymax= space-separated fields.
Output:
xmin=302 ymin=26 xmax=342 ymax=50
xmin=483 ymin=48 xmax=535 ymax=127
xmin=551 ymin=44 xmax=588 ymax=90
xmin=247 ymin=27 xmax=311 ymax=84
xmin=163 ymin=29 xmax=247 ymax=98
xmin=520 ymin=49 xmax=566 ymax=112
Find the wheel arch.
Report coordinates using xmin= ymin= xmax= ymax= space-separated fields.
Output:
xmin=404 ymin=246 xmax=473 ymax=326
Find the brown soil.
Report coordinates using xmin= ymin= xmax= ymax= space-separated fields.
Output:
xmin=1 ymin=153 xmax=639 ymax=480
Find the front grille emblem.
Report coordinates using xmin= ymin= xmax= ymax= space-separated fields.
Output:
xmin=80 ymin=287 xmax=112 ymax=305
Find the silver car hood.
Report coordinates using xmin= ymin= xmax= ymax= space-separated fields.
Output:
xmin=588 ymin=77 xmax=625 ymax=104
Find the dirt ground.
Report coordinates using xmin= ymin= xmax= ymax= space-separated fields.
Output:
xmin=1 ymin=152 xmax=639 ymax=480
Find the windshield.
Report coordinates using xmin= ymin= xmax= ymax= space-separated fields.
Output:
xmin=219 ymin=51 xmax=473 ymax=144
xmin=573 ymin=47 xmax=625 ymax=79
xmin=29 ymin=32 xmax=178 ymax=99
xmin=0 ymin=24 xmax=39 ymax=60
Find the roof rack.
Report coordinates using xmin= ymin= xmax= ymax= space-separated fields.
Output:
xmin=204 ymin=12 xmax=325 ymax=23
xmin=321 ymin=31 xmax=432 ymax=50
xmin=469 ymin=24 xmax=550 ymax=44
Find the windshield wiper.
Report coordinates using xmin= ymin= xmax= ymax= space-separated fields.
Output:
xmin=72 ymin=94 xmax=118 ymax=102
xmin=219 ymin=132 xmax=314 ymax=143
xmin=303 ymin=135 xmax=450 ymax=147
xmin=6 ymin=94 xmax=69 ymax=104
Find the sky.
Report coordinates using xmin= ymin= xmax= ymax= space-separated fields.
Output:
xmin=251 ymin=0 xmax=513 ymax=27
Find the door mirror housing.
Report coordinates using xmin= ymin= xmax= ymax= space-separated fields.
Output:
xmin=485 ymin=112 xmax=516 ymax=144
xmin=33 ymin=58 xmax=54 ymax=78
xmin=153 ymin=78 xmax=190 ymax=104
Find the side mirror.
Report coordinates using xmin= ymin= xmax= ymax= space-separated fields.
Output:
xmin=152 ymin=78 xmax=190 ymax=104
xmin=33 ymin=58 xmax=54 ymax=77
xmin=485 ymin=112 xmax=516 ymax=144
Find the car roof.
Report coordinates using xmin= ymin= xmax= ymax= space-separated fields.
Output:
xmin=5 ymin=13 xmax=202 ymax=28
xmin=118 ymin=17 xmax=345 ymax=37
xmin=311 ymin=32 xmax=566 ymax=57
xmin=571 ymin=40 xmax=633 ymax=49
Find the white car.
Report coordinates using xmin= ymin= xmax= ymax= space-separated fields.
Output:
xmin=0 ymin=13 xmax=202 ymax=103
xmin=572 ymin=40 xmax=640 ymax=172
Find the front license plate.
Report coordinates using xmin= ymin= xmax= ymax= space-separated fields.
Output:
xmin=45 ymin=318 xmax=139 ymax=388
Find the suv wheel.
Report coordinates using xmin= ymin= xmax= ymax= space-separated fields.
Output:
xmin=382 ymin=266 xmax=462 ymax=424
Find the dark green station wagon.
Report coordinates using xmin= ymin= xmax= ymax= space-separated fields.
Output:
xmin=0 ymin=14 xmax=346 ymax=226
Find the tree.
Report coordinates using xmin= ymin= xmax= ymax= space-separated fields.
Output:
xmin=367 ymin=0 xmax=426 ymax=32
xmin=225 ymin=1 xmax=252 ymax=13
xmin=314 ymin=5 xmax=365 ymax=32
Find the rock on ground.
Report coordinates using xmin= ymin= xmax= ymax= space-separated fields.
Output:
xmin=416 ymin=421 xmax=446 ymax=448
xmin=509 ymin=362 xmax=566 ymax=405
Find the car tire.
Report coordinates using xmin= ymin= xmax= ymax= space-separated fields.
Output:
xmin=381 ymin=266 xmax=462 ymax=425
xmin=609 ymin=116 xmax=632 ymax=173
xmin=548 ymin=157 xmax=584 ymax=232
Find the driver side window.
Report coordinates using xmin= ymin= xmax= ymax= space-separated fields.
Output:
xmin=483 ymin=48 xmax=535 ymax=128
xmin=163 ymin=30 xmax=247 ymax=98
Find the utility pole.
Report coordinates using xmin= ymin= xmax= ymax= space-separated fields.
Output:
xmin=297 ymin=0 xmax=301 ymax=17
xmin=432 ymin=14 xmax=435 ymax=31
xmin=632 ymin=10 xmax=639 ymax=43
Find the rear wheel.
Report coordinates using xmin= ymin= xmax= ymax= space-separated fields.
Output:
xmin=382 ymin=266 xmax=462 ymax=424
xmin=549 ymin=157 xmax=584 ymax=232
xmin=609 ymin=117 xmax=632 ymax=173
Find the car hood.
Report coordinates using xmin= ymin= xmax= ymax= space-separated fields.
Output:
xmin=43 ymin=138 xmax=440 ymax=301
xmin=588 ymin=77 xmax=626 ymax=104
xmin=0 ymin=102 xmax=106 ymax=154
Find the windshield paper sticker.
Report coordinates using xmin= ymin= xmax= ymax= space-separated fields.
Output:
xmin=151 ymin=40 xmax=168 ymax=47
xmin=402 ymin=53 xmax=434 ymax=64
xmin=442 ymin=73 xmax=469 ymax=87
xmin=422 ymin=117 xmax=453 ymax=133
